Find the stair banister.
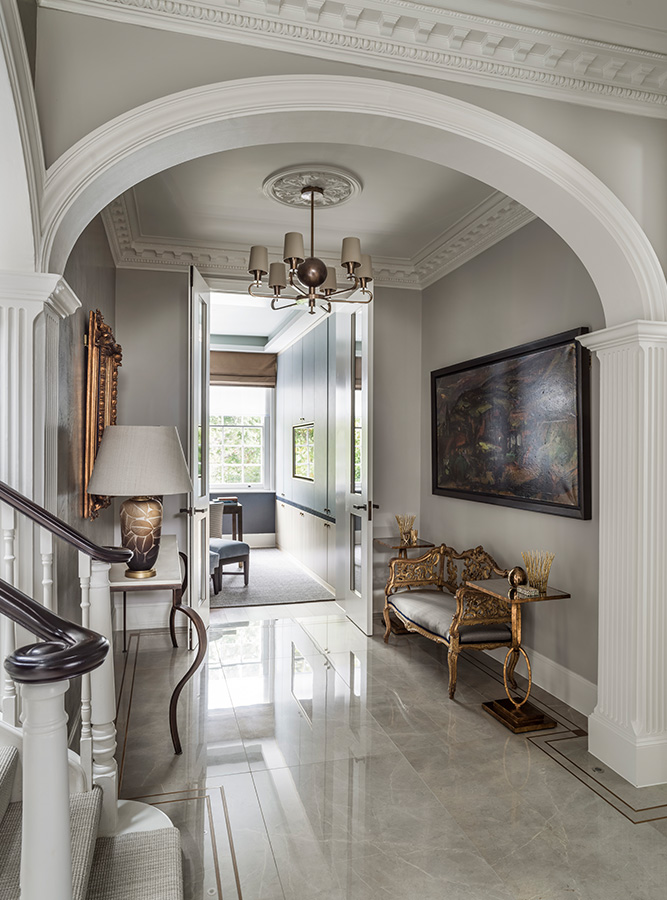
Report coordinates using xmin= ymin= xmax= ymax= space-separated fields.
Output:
xmin=0 ymin=575 xmax=109 ymax=900
xmin=0 ymin=480 xmax=132 ymax=832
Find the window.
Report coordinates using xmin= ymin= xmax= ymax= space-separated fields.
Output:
xmin=209 ymin=386 xmax=272 ymax=489
xmin=293 ymin=424 xmax=315 ymax=481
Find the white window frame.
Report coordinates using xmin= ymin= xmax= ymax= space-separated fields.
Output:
xmin=209 ymin=385 xmax=274 ymax=491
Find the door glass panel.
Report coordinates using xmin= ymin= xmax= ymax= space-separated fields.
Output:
xmin=351 ymin=311 xmax=363 ymax=494
xmin=199 ymin=516 xmax=207 ymax=607
xmin=350 ymin=513 xmax=362 ymax=594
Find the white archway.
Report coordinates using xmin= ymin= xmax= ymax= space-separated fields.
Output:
xmin=38 ymin=75 xmax=667 ymax=787
xmin=40 ymin=75 xmax=667 ymax=327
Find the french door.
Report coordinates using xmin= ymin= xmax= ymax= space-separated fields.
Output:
xmin=334 ymin=302 xmax=375 ymax=635
xmin=187 ymin=266 xmax=211 ymax=628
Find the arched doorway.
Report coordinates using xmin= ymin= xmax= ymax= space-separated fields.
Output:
xmin=37 ymin=75 xmax=667 ymax=788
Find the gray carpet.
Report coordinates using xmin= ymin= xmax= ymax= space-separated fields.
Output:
xmin=211 ymin=548 xmax=335 ymax=607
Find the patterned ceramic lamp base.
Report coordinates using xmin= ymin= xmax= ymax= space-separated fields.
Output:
xmin=119 ymin=496 xmax=163 ymax=578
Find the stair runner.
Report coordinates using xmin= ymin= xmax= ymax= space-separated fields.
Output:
xmin=0 ymin=747 xmax=183 ymax=900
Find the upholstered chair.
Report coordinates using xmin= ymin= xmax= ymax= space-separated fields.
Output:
xmin=209 ymin=500 xmax=250 ymax=594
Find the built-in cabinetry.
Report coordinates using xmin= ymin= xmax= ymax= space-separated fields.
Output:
xmin=275 ymin=500 xmax=336 ymax=589
xmin=275 ymin=319 xmax=337 ymax=590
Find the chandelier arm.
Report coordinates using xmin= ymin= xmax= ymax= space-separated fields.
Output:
xmin=271 ymin=297 xmax=300 ymax=311
xmin=288 ymin=271 xmax=310 ymax=298
xmin=249 ymin=283 xmax=302 ymax=309
xmin=327 ymin=288 xmax=373 ymax=305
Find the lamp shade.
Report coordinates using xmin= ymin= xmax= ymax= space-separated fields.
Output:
xmin=87 ymin=426 xmax=192 ymax=497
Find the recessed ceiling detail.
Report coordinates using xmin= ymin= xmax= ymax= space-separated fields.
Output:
xmin=263 ymin=166 xmax=362 ymax=209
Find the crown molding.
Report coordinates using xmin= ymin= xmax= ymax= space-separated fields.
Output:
xmin=101 ymin=187 xmax=533 ymax=290
xmin=40 ymin=0 xmax=667 ymax=118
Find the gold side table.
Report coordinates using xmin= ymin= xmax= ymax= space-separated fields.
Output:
xmin=374 ymin=536 xmax=435 ymax=559
xmin=465 ymin=577 xmax=571 ymax=733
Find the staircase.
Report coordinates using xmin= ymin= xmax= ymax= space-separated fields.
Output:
xmin=0 ymin=748 xmax=182 ymax=900
xmin=0 ymin=481 xmax=185 ymax=900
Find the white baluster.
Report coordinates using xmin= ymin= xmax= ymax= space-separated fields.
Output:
xmin=88 ymin=558 xmax=118 ymax=835
xmin=78 ymin=551 xmax=93 ymax=790
xmin=0 ymin=503 xmax=18 ymax=726
xmin=20 ymin=680 xmax=72 ymax=900
xmin=40 ymin=527 xmax=54 ymax=611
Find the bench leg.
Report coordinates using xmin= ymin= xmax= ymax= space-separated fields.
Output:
xmin=448 ymin=644 xmax=459 ymax=700
xmin=382 ymin=606 xmax=392 ymax=643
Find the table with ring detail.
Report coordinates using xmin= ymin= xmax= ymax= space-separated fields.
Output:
xmin=108 ymin=534 xmax=208 ymax=754
xmin=374 ymin=536 xmax=435 ymax=559
xmin=465 ymin=577 xmax=571 ymax=733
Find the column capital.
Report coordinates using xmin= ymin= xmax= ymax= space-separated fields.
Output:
xmin=578 ymin=319 xmax=667 ymax=353
xmin=0 ymin=271 xmax=81 ymax=319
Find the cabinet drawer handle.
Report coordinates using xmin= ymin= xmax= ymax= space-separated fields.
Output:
xmin=299 ymin=511 xmax=304 ymax=517
xmin=324 ymin=523 xmax=330 ymax=528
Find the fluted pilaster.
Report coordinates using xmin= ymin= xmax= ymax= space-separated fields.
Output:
xmin=580 ymin=321 xmax=667 ymax=786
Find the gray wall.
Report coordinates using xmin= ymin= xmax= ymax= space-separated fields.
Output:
xmin=210 ymin=490 xmax=275 ymax=535
xmin=372 ymin=287 xmax=423 ymax=608
xmin=114 ymin=268 xmax=190 ymax=549
xmin=420 ymin=219 xmax=604 ymax=684
xmin=58 ymin=215 xmax=117 ymax=722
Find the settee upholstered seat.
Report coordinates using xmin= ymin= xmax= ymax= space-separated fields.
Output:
xmin=387 ymin=590 xmax=456 ymax=639
xmin=383 ymin=544 xmax=513 ymax=699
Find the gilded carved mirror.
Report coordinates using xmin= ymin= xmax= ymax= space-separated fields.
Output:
xmin=83 ymin=310 xmax=122 ymax=519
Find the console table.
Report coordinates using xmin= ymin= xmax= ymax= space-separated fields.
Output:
xmin=109 ymin=534 xmax=207 ymax=754
xmin=465 ymin=577 xmax=570 ymax=733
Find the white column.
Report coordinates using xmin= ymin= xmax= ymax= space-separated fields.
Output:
xmin=88 ymin=558 xmax=118 ymax=835
xmin=0 ymin=272 xmax=81 ymax=594
xmin=20 ymin=680 xmax=72 ymax=900
xmin=580 ymin=320 xmax=667 ymax=787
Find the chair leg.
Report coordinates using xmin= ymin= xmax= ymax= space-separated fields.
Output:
xmin=448 ymin=644 xmax=459 ymax=700
xmin=383 ymin=606 xmax=392 ymax=643
xmin=243 ymin=556 xmax=249 ymax=586
xmin=213 ymin=565 xmax=222 ymax=595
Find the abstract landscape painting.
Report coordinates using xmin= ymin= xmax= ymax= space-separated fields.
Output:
xmin=431 ymin=329 xmax=590 ymax=518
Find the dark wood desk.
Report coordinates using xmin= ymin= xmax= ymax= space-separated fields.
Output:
xmin=466 ymin=577 xmax=570 ymax=733
xmin=211 ymin=497 xmax=243 ymax=540
xmin=109 ymin=535 xmax=207 ymax=754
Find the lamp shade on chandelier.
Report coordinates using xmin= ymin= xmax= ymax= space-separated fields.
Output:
xmin=248 ymin=184 xmax=373 ymax=315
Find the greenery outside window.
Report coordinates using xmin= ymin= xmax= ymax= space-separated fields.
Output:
xmin=293 ymin=424 xmax=315 ymax=481
xmin=210 ymin=386 xmax=271 ymax=489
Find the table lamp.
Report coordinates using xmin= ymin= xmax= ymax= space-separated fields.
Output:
xmin=87 ymin=425 xmax=192 ymax=579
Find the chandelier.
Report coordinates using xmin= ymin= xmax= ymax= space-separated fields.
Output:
xmin=247 ymin=183 xmax=373 ymax=315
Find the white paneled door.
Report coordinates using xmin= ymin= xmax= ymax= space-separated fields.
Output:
xmin=334 ymin=303 xmax=375 ymax=635
xmin=187 ymin=266 xmax=211 ymax=628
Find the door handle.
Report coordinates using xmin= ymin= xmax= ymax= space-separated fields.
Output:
xmin=179 ymin=507 xmax=207 ymax=516
xmin=353 ymin=504 xmax=367 ymax=510
xmin=369 ymin=502 xmax=379 ymax=522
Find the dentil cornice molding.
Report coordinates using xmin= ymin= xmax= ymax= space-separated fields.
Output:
xmin=101 ymin=187 xmax=533 ymax=290
xmin=40 ymin=0 xmax=667 ymax=117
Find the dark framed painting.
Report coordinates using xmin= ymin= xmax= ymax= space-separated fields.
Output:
xmin=431 ymin=328 xmax=591 ymax=519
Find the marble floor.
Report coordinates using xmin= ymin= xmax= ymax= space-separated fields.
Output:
xmin=115 ymin=602 xmax=667 ymax=900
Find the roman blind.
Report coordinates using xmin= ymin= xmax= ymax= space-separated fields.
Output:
xmin=210 ymin=351 xmax=277 ymax=387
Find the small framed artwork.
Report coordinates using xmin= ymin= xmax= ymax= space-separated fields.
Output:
xmin=431 ymin=328 xmax=591 ymax=519
xmin=83 ymin=310 xmax=122 ymax=519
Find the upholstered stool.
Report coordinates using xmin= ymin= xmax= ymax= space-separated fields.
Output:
xmin=209 ymin=538 xmax=250 ymax=593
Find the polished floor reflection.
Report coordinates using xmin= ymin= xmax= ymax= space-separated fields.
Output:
xmin=116 ymin=603 xmax=667 ymax=900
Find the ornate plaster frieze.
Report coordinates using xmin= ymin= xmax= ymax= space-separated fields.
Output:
xmin=40 ymin=0 xmax=667 ymax=117
xmin=101 ymin=187 xmax=532 ymax=290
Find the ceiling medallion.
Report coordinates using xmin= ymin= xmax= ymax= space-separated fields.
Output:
xmin=248 ymin=173 xmax=372 ymax=316
xmin=263 ymin=165 xmax=363 ymax=209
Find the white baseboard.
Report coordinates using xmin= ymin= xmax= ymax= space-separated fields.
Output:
xmin=484 ymin=645 xmax=597 ymax=717
xmin=246 ymin=533 xmax=275 ymax=549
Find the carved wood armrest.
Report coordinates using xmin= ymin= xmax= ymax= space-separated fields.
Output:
xmin=385 ymin=546 xmax=445 ymax=596
xmin=450 ymin=586 xmax=511 ymax=633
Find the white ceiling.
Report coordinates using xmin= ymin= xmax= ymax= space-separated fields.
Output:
xmin=132 ymin=143 xmax=494 ymax=262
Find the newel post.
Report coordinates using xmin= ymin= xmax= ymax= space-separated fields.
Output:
xmin=88 ymin=558 xmax=118 ymax=835
xmin=579 ymin=321 xmax=667 ymax=787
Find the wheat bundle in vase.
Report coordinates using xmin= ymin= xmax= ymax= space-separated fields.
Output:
xmin=521 ymin=550 xmax=555 ymax=592
xmin=395 ymin=515 xmax=416 ymax=544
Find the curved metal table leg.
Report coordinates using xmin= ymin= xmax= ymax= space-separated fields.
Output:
xmin=169 ymin=603 xmax=207 ymax=755
xmin=168 ymin=604 xmax=178 ymax=648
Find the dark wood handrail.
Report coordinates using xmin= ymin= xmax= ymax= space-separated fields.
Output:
xmin=0 ymin=480 xmax=131 ymax=564
xmin=0 ymin=577 xmax=108 ymax=684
